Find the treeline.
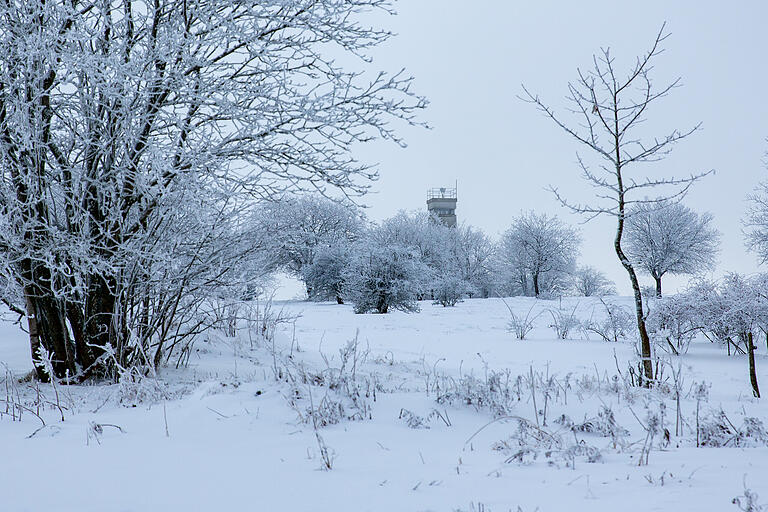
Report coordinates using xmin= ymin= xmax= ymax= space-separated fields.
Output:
xmin=252 ymin=196 xmax=719 ymax=313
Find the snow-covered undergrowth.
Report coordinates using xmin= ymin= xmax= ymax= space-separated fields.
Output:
xmin=2 ymin=297 xmax=767 ymax=511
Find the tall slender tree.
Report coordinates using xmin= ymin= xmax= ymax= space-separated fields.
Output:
xmin=523 ymin=24 xmax=711 ymax=383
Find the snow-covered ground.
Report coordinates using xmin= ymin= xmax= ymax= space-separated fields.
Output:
xmin=2 ymin=297 xmax=767 ymax=512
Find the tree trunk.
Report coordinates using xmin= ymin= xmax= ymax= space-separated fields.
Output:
xmin=376 ymin=295 xmax=388 ymax=314
xmin=628 ymin=266 xmax=654 ymax=385
xmin=532 ymin=273 xmax=540 ymax=297
xmin=23 ymin=293 xmax=74 ymax=380
xmin=21 ymin=257 xmax=76 ymax=380
xmin=654 ymin=275 xmax=662 ymax=298
xmin=82 ymin=274 xmax=118 ymax=375
xmin=615 ymin=202 xmax=654 ymax=384
xmin=336 ymin=295 xmax=344 ymax=305
xmin=748 ymin=331 xmax=761 ymax=398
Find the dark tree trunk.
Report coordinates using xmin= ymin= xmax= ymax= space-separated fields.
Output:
xmin=376 ymin=295 xmax=388 ymax=314
xmin=532 ymin=273 xmax=540 ymax=297
xmin=24 ymin=293 xmax=74 ymax=380
xmin=748 ymin=332 xmax=761 ymax=398
xmin=654 ymin=275 xmax=662 ymax=298
xmin=615 ymin=203 xmax=654 ymax=384
xmin=23 ymin=294 xmax=42 ymax=378
xmin=336 ymin=295 xmax=344 ymax=305
xmin=21 ymin=257 xmax=76 ymax=380
xmin=82 ymin=274 xmax=118 ymax=375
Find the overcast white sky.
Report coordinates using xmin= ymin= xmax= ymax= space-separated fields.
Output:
xmin=350 ymin=0 xmax=768 ymax=294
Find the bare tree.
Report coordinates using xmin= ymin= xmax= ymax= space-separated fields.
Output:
xmin=0 ymin=0 xmax=425 ymax=379
xmin=523 ymin=23 xmax=711 ymax=383
xmin=498 ymin=211 xmax=580 ymax=297
xmin=625 ymin=201 xmax=719 ymax=297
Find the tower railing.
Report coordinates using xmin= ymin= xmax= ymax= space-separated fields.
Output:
xmin=426 ymin=187 xmax=457 ymax=200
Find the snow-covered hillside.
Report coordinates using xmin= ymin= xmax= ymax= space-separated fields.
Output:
xmin=2 ymin=297 xmax=767 ymax=512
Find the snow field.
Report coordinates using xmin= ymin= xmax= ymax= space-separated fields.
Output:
xmin=1 ymin=297 xmax=767 ymax=511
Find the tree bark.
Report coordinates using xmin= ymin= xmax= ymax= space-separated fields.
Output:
xmin=23 ymin=292 xmax=74 ymax=380
xmin=21 ymin=257 xmax=76 ymax=380
xmin=82 ymin=274 xmax=118 ymax=374
xmin=654 ymin=275 xmax=662 ymax=298
xmin=748 ymin=331 xmax=761 ymax=398
xmin=23 ymin=293 xmax=43 ymax=380
xmin=617 ymin=245 xmax=654 ymax=385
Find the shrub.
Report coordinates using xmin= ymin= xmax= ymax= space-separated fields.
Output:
xmin=432 ymin=275 xmax=468 ymax=307
xmin=343 ymin=242 xmax=431 ymax=314
xmin=302 ymin=245 xmax=351 ymax=304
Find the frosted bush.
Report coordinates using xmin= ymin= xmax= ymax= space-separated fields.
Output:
xmin=645 ymin=294 xmax=701 ymax=355
xmin=492 ymin=417 xmax=603 ymax=468
xmin=118 ymin=370 xmax=168 ymax=406
xmin=698 ymin=410 xmax=768 ymax=448
xmin=548 ymin=305 xmax=581 ymax=339
xmin=733 ymin=486 xmax=765 ymax=512
xmin=398 ymin=408 xmax=429 ymax=429
xmin=584 ymin=299 xmax=633 ymax=343
xmin=503 ymin=301 xmax=541 ymax=340
xmin=432 ymin=275 xmax=468 ymax=307
xmin=343 ymin=241 xmax=431 ymax=314
xmin=436 ymin=372 xmax=517 ymax=417
xmin=301 ymin=245 xmax=352 ymax=304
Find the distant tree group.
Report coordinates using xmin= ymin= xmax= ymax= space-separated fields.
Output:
xmin=649 ymin=274 xmax=766 ymax=398
xmin=250 ymin=193 xmax=730 ymax=323
xmin=255 ymin=204 xmax=624 ymax=311
xmin=745 ymin=178 xmax=768 ymax=263
xmin=341 ymin=212 xmax=495 ymax=311
xmin=252 ymin=196 xmax=365 ymax=299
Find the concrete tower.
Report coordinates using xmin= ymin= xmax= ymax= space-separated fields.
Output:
xmin=427 ymin=186 xmax=457 ymax=227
